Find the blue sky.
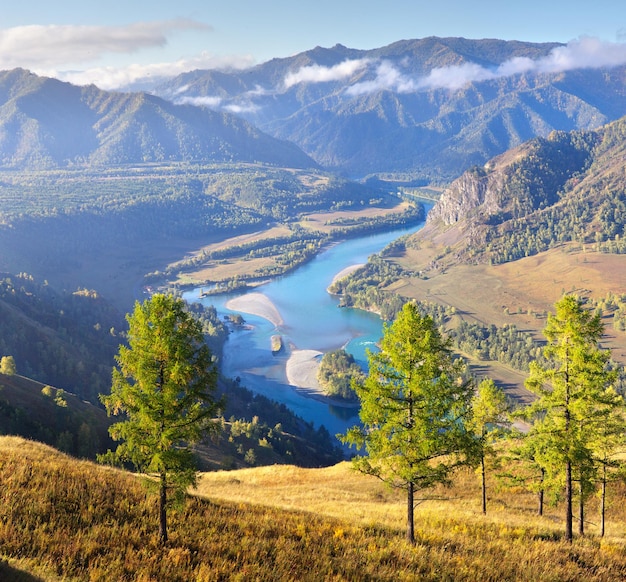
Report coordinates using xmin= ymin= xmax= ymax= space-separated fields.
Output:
xmin=1 ymin=0 xmax=625 ymax=89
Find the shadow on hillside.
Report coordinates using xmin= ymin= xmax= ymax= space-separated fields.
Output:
xmin=0 ymin=560 xmax=45 ymax=581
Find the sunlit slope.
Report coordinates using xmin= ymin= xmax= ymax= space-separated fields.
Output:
xmin=2 ymin=436 xmax=626 ymax=580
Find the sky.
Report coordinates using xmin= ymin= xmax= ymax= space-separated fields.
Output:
xmin=1 ymin=0 xmax=626 ymax=90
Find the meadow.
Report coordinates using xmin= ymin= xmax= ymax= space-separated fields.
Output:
xmin=2 ymin=436 xmax=626 ymax=580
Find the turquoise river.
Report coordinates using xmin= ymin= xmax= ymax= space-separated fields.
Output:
xmin=184 ymin=206 xmax=431 ymax=439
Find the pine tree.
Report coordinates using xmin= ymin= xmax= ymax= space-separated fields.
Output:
xmin=340 ymin=302 xmax=477 ymax=544
xmin=100 ymin=294 xmax=223 ymax=545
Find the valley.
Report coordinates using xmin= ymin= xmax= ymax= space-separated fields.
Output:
xmin=2 ymin=30 xmax=626 ymax=580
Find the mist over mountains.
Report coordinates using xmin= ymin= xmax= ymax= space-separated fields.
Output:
xmin=155 ymin=37 xmax=626 ymax=180
xmin=0 ymin=37 xmax=625 ymax=182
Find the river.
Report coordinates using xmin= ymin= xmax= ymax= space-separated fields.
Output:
xmin=184 ymin=210 xmax=430 ymax=439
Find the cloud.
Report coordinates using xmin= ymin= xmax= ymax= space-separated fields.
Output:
xmin=0 ymin=20 xmax=211 ymax=70
xmin=54 ymin=53 xmax=255 ymax=91
xmin=283 ymin=58 xmax=370 ymax=88
xmin=346 ymin=60 xmax=419 ymax=95
xmin=177 ymin=95 xmax=223 ymax=108
xmin=224 ymin=103 xmax=260 ymax=114
xmin=346 ymin=37 xmax=626 ymax=96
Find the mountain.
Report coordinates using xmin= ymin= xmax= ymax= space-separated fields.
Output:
xmin=0 ymin=68 xmax=317 ymax=170
xmin=417 ymin=114 xmax=626 ymax=264
xmin=155 ymin=37 xmax=626 ymax=180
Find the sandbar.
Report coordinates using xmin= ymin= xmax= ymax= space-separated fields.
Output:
xmin=286 ymin=348 xmax=359 ymax=407
xmin=285 ymin=349 xmax=323 ymax=391
xmin=226 ymin=292 xmax=283 ymax=327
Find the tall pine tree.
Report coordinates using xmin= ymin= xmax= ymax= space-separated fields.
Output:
xmin=523 ymin=295 xmax=620 ymax=542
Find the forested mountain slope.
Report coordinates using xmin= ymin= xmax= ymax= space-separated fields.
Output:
xmin=0 ymin=69 xmax=316 ymax=170
xmin=155 ymin=37 xmax=626 ymax=180
xmin=418 ymin=115 xmax=626 ymax=264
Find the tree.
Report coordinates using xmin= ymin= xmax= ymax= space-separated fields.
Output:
xmin=100 ymin=294 xmax=223 ymax=545
xmin=522 ymin=295 xmax=619 ymax=542
xmin=340 ymin=302 xmax=477 ymax=544
xmin=0 ymin=355 xmax=17 ymax=376
xmin=586 ymin=387 xmax=625 ymax=537
xmin=470 ymin=378 xmax=510 ymax=514
xmin=317 ymin=349 xmax=364 ymax=401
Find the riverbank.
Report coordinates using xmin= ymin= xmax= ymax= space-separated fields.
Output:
xmin=327 ymin=263 xmax=365 ymax=291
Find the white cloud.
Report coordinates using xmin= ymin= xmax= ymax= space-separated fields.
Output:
xmin=346 ymin=60 xmax=419 ymax=95
xmin=0 ymin=20 xmax=210 ymax=70
xmin=346 ymin=37 xmax=626 ymax=95
xmin=534 ymin=36 xmax=626 ymax=73
xmin=283 ymin=58 xmax=370 ymax=88
xmin=53 ymin=53 xmax=255 ymax=91
xmin=224 ymin=102 xmax=260 ymax=114
xmin=178 ymin=95 xmax=223 ymax=108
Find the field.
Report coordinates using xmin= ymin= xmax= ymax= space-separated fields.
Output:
xmin=384 ymin=241 xmax=626 ymax=398
xmin=3 ymin=436 xmax=626 ymax=581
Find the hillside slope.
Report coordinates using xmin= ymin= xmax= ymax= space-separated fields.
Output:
xmin=1 ymin=436 xmax=626 ymax=581
xmin=0 ymin=69 xmax=317 ymax=170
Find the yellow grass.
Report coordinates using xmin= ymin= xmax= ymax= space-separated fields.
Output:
xmin=196 ymin=462 xmax=406 ymax=529
xmin=4 ymin=436 xmax=626 ymax=581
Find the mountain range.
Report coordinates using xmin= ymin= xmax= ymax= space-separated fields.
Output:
xmin=154 ymin=37 xmax=626 ymax=180
xmin=0 ymin=68 xmax=316 ymax=170
xmin=0 ymin=37 xmax=625 ymax=181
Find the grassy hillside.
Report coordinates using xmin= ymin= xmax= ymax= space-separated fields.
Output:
xmin=2 ymin=436 xmax=626 ymax=580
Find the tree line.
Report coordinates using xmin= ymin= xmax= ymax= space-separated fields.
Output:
xmin=341 ymin=297 xmax=626 ymax=544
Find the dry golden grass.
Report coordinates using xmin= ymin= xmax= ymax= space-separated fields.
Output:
xmin=3 ymin=436 xmax=626 ymax=580
xmin=196 ymin=462 xmax=406 ymax=529
xmin=195 ymin=459 xmax=626 ymax=542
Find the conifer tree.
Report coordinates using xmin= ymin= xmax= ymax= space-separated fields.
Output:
xmin=470 ymin=378 xmax=510 ymax=514
xmin=101 ymin=294 xmax=222 ymax=545
xmin=523 ymin=295 xmax=620 ymax=542
xmin=341 ymin=302 xmax=477 ymax=544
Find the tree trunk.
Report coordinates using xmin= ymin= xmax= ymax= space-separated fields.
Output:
xmin=564 ymin=363 xmax=572 ymax=543
xmin=565 ymin=460 xmax=573 ymax=543
xmin=538 ymin=467 xmax=544 ymax=516
xmin=481 ymin=455 xmax=487 ymax=514
xmin=407 ymin=481 xmax=415 ymax=544
xmin=600 ymin=464 xmax=607 ymax=538
xmin=159 ymin=472 xmax=168 ymax=545
xmin=578 ymin=478 xmax=584 ymax=536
